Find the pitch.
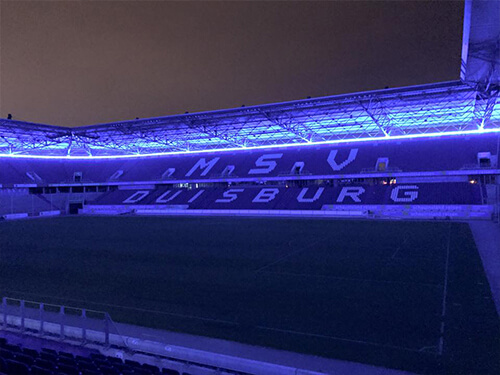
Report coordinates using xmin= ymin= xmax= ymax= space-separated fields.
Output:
xmin=0 ymin=216 xmax=498 ymax=374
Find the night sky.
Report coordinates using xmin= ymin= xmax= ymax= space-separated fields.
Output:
xmin=0 ymin=0 xmax=464 ymax=127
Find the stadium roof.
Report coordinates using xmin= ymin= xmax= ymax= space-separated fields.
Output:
xmin=0 ymin=80 xmax=499 ymax=158
xmin=461 ymin=0 xmax=500 ymax=86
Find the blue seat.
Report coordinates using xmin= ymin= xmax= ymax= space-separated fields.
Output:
xmin=76 ymin=360 xmax=98 ymax=372
xmin=4 ymin=344 xmax=21 ymax=353
xmin=0 ymin=358 xmax=7 ymax=372
xmin=57 ymin=356 xmax=76 ymax=367
xmin=97 ymin=364 xmax=120 ymax=374
xmin=58 ymin=351 xmax=74 ymax=359
xmin=125 ymin=359 xmax=141 ymax=367
xmin=143 ymin=363 xmax=160 ymax=373
xmin=13 ymin=353 xmax=34 ymax=366
xmin=90 ymin=353 xmax=106 ymax=361
xmin=40 ymin=352 xmax=57 ymax=362
xmin=75 ymin=355 xmax=92 ymax=363
xmin=56 ymin=363 xmax=79 ymax=375
xmin=22 ymin=348 xmax=39 ymax=359
xmin=107 ymin=356 xmax=123 ymax=365
xmin=31 ymin=365 xmax=53 ymax=375
xmin=6 ymin=359 xmax=29 ymax=375
xmin=41 ymin=348 xmax=57 ymax=356
xmin=0 ymin=350 xmax=14 ymax=360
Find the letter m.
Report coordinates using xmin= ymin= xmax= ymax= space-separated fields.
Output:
xmin=185 ymin=157 xmax=220 ymax=177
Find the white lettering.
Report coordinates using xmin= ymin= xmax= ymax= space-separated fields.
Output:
xmin=297 ymin=187 xmax=325 ymax=203
xmin=188 ymin=189 xmax=205 ymax=203
xmin=390 ymin=185 xmax=419 ymax=203
xmin=248 ymin=154 xmax=283 ymax=175
xmin=216 ymin=189 xmax=245 ymax=203
xmin=156 ymin=190 xmax=183 ymax=203
xmin=186 ymin=157 xmax=220 ymax=177
xmin=327 ymin=149 xmax=358 ymax=171
xmin=252 ymin=188 xmax=279 ymax=203
xmin=336 ymin=186 xmax=365 ymax=203
xmin=123 ymin=190 xmax=150 ymax=204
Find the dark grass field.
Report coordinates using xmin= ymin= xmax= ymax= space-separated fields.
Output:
xmin=0 ymin=216 xmax=498 ymax=374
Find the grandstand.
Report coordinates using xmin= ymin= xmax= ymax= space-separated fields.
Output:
xmin=1 ymin=0 xmax=499 ymax=374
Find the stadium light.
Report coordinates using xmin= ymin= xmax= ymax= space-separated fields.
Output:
xmin=0 ymin=127 xmax=499 ymax=160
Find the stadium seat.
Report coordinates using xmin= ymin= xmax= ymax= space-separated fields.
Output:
xmin=40 ymin=352 xmax=57 ymax=362
xmin=30 ymin=366 xmax=53 ymax=375
xmin=120 ymin=368 xmax=136 ymax=375
xmin=75 ymin=355 xmax=92 ymax=363
xmin=41 ymin=348 xmax=57 ymax=356
xmin=58 ymin=351 xmax=74 ymax=359
xmin=57 ymin=356 xmax=76 ymax=367
xmin=0 ymin=358 xmax=6 ymax=372
xmin=106 ymin=356 xmax=123 ymax=365
xmin=3 ymin=344 xmax=21 ymax=353
xmin=125 ymin=359 xmax=141 ymax=367
xmin=0 ymin=350 xmax=14 ymax=360
xmin=34 ymin=358 xmax=55 ymax=370
xmin=5 ymin=359 xmax=29 ymax=374
xmin=76 ymin=360 xmax=98 ymax=372
xmin=22 ymin=347 xmax=39 ymax=359
xmin=31 ymin=366 xmax=53 ymax=375
xmin=90 ymin=353 xmax=106 ymax=361
xmin=142 ymin=363 xmax=160 ymax=373
xmin=98 ymin=364 xmax=120 ymax=374
xmin=13 ymin=353 xmax=34 ymax=366
xmin=56 ymin=363 xmax=79 ymax=375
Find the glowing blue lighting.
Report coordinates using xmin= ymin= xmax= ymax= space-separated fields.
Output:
xmin=0 ymin=128 xmax=498 ymax=160
xmin=0 ymin=81 xmax=498 ymax=159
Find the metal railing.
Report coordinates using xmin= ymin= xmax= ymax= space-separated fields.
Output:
xmin=0 ymin=297 xmax=128 ymax=349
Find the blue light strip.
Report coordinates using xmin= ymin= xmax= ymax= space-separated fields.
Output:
xmin=0 ymin=127 xmax=498 ymax=160
xmin=0 ymin=81 xmax=498 ymax=158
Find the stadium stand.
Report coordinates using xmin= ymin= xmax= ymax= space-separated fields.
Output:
xmin=80 ymin=183 xmax=492 ymax=219
xmin=0 ymin=336 xmax=186 ymax=375
xmin=89 ymin=183 xmax=484 ymax=207
xmin=0 ymin=1 xmax=499 ymax=373
xmin=0 ymin=134 xmax=498 ymax=185
xmin=1 ymin=133 xmax=497 ymax=219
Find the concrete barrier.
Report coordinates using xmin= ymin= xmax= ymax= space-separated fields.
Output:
xmin=39 ymin=210 xmax=61 ymax=217
xmin=2 ymin=213 xmax=28 ymax=220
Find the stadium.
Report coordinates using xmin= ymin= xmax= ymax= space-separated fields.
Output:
xmin=0 ymin=1 xmax=499 ymax=374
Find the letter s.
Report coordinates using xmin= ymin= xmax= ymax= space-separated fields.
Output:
xmin=248 ymin=154 xmax=283 ymax=175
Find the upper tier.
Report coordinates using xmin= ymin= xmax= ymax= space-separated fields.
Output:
xmin=0 ymin=134 xmax=498 ymax=186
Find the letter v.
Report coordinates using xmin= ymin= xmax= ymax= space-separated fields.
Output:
xmin=327 ymin=149 xmax=358 ymax=171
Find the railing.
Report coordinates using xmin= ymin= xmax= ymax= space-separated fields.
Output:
xmin=359 ymin=167 xmax=402 ymax=173
xmin=0 ymin=297 xmax=128 ymax=349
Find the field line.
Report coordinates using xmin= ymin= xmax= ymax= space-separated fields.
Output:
xmin=256 ymin=325 xmax=436 ymax=354
xmin=438 ymin=223 xmax=452 ymax=355
xmin=259 ymin=270 xmax=442 ymax=288
xmin=254 ymin=236 xmax=329 ymax=273
xmin=390 ymin=234 xmax=409 ymax=259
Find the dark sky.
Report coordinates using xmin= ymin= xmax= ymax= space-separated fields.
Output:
xmin=0 ymin=0 xmax=464 ymax=127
